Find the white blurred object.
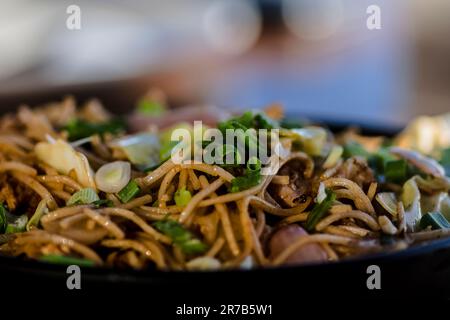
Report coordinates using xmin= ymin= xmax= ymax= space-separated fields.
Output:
xmin=203 ymin=0 xmax=261 ymax=55
xmin=0 ymin=1 xmax=55 ymax=80
xmin=282 ymin=0 xmax=344 ymax=41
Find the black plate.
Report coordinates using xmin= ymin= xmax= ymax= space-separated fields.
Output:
xmin=0 ymin=88 xmax=449 ymax=303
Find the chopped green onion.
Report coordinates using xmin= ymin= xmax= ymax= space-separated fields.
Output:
xmin=420 ymin=212 xmax=450 ymax=230
xmin=1 ymin=203 xmax=28 ymax=234
xmin=63 ymin=118 xmax=125 ymax=141
xmin=230 ymin=159 xmax=262 ymax=193
xmin=5 ymin=214 xmax=28 ymax=234
xmin=117 ymin=180 xmax=140 ymax=203
xmin=159 ymin=140 xmax=180 ymax=163
xmin=174 ymin=188 xmax=192 ymax=207
xmin=39 ymin=254 xmax=95 ymax=267
xmin=306 ymin=189 xmax=336 ymax=231
xmin=92 ymin=199 xmax=114 ymax=208
xmin=0 ymin=203 xmax=7 ymax=233
xmin=26 ymin=199 xmax=48 ymax=231
xmin=67 ymin=188 xmax=99 ymax=206
xmin=280 ymin=119 xmax=306 ymax=129
xmin=136 ymin=98 xmax=166 ymax=117
xmin=247 ymin=157 xmax=262 ymax=172
xmin=153 ymin=219 xmax=207 ymax=254
xmin=343 ymin=141 xmax=370 ymax=158
xmin=384 ymin=159 xmax=408 ymax=183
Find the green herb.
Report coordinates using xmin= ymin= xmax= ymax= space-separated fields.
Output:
xmin=368 ymin=148 xmax=396 ymax=174
xmin=0 ymin=203 xmax=7 ymax=233
xmin=420 ymin=212 xmax=450 ymax=230
xmin=92 ymin=199 xmax=114 ymax=208
xmin=5 ymin=214 xmax=28 ymax=234
xmin=384 ymin=159 xmax=408 ymax=184
xmin=63 ymin=118 xmax=125 ymax=141
xmin=230 ymin=158 xmax=262 ymax=192
xmin=67 ymin=188 xmax=99 ymax=206
xmin=342 ymin=141 xmax=371 ymax=158
xmin=306 ymin=189 xmax=336 ymax=231
xmin=136 ymin=98 xmax=166 ymax=117
xmin=280 ymin=119 xmax=306 ymax=129
xmin=174 ymin=188 xmax=192 ymax=207
xmin=153 ymin=219 xmax=207 ymax=254
xmin=0 ymin=203 xmax=28 ymax=234
xmin=117 ymin=180 xmax=140 ymax=203
xmin=39 ymin=254 xmax=95 ymax=267
xmin=159 ymin=140 xmax=180 ymax=163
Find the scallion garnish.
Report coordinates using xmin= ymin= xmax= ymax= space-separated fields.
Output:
xmin=117 ymin=180 xmax=140 ymax=203
xmin=420 ymin=212 xmax=450 ymax=230
xmin=153 ymin=219 xmax=207 ymax=254
xmin=66 ymin=188 xmax=100 ymax=206
xmin=384 ymin=159 xmax=408 ymax=183
xmin=63 ymin=118 xmax=125 ymax=141
xmin=174 ymin=188 xmax=192 ymax=207
xmin=306 ymin=189 xmax=336 ymax=231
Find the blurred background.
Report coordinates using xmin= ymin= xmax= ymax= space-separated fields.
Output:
xmin=0 ymin=0 xmax=449 ymax=127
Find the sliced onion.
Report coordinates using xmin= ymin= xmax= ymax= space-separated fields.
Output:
xmin=95 ymin=161 xmax=131 ymax=193
xmin=289 ymin=127 xmax=327 ymax=156
xmin=375 ymin=192 xmax=397 ymax=216
xmin=323 ymin=145 xmax=343 ymax=169
xmin=186 ymin=257 xmax=221 ymax=271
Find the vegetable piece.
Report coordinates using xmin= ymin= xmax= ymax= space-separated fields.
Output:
xmin=186 ymin=257 xmax=221 ymax=270
xmin=39 ymin=254 xmax=95 ymax=267
xmin=174 ymin=188 xmax=192 ymax=207
xmin=153 ymin=219 xmax=207 ymax=254
xmin=95 ymin=161 xmax=131 ymax=193
xmin=306 ymin=189 xmax=336 ymax=231
xmin=230 ymin=158 xmax=262 ymax=192
xmin=0 ymin=203 xmax=7 ymax=233
xmin=26 ymin=199 xmax=49 ymax=231
xmin=323 ymin=145 xmax=343 ymax=168
xmin=384 ymin=159 xmax=408 ymax=183
xmin=343 ymin=141 xmax=371 ymax=158
xmin=218 ymin=111 xmax=276 ymax=132
xmin=117 ymin=180 xmax=140 ymax=203
xmin=390 ymin=147 xmax=446 ymax=178
xmin=136 ymin=98 xmax=166 ymax=117
xmin=0 ymin=203 xmax=28 ymax=234
xmin=63 ymin=118 xmax=125 ymax=141
xmin=401 ymin=177 xmax=422 ymax=232
xmin=92 ymin=199 xmax=114 ymax=208
xmin=111 ymin=133 xmax=161 ymax=171
xmin=5 ymin=214 xmax=28 ymax=234
xmin=375 ymin=192 xmax=397 ymax=216
xmin=290 ymin=127 xmax=327 ymax=156
xmin=419 ymin=212 xmax=450 ymax=230
xmin=67 ymin=188 xmax=99 ymax=206
xmin=35 ymin=139 xmax=96 ymax=188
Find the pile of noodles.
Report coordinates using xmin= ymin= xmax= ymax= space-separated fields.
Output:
xmin=0 ymin=96 xmax=448 ymax=271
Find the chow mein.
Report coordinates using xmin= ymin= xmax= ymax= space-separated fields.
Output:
xmin=0 ymin=94 xmax=449 ymax=271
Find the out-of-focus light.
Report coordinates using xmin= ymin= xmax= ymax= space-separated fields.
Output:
xmin=282 ymin=0 xmax=344 ymax=41
xmin=203 ymin=0 xmax=261 ymax=55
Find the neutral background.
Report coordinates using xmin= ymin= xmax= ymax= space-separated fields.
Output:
xmin=0 ymin=0 xmax=449 ymax=126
